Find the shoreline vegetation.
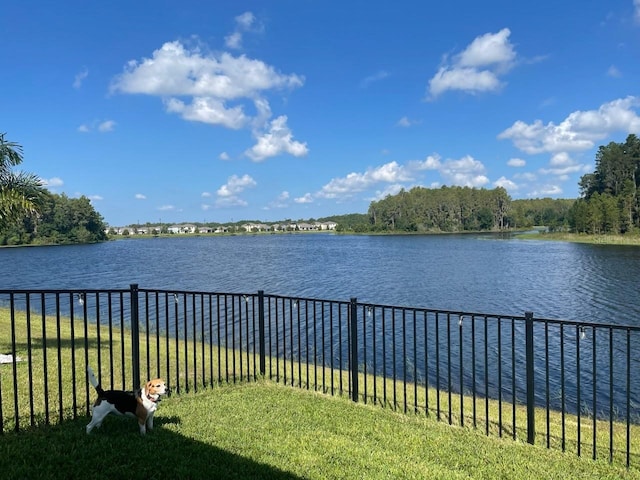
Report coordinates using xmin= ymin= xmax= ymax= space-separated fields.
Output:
xmin=1 ymin=307 xmax=638 ymax=477
xmin=516 ymin=230 xmax=640 ymax=246
xmin=106 ymin=228 xmax=640 ymax=247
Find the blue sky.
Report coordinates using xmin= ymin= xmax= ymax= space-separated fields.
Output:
xmin=3 ymin=1 xmax=640 ymax=227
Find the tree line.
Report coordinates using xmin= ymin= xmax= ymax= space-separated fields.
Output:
xmin=360 ymin=186 xmax=574 ymax=233
xmin=2 ymin=132 xmax=639 ymax=244
xmin=570 ymin=134 xmax=640 ymax=234
xmin=0 ymin=133 xmax=107 ymax=246
xmin=350 ymin=136 xmax=639 ymax=235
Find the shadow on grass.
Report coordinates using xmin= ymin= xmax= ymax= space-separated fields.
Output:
xmin=0 ymin=414 xmax=303 ymax=480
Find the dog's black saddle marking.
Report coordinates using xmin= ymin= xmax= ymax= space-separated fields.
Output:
xmin=97 ymin=387 xmax=140 ymax=415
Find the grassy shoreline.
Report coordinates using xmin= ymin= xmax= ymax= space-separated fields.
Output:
xmin=516 ymin=231 xmax=640 ymax=246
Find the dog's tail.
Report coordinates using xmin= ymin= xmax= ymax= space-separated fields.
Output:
xmin=87 ymin=365 xmax=104 ymax=395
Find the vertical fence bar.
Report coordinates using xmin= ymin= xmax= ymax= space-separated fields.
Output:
xmin=525 ymin=311 xmax=535 ymax=445
xmin=81 ymin=292 xmax=89 ymax=416
xmin=10 ymin=293 xmax=19 ymax=431
xmin=349 ymin=298 xmax=359 ymax=402
xmin=26 ymin=294 xmax=34 ymax=426
xmin=130 ymin=284 xmax=141 ymax=391
xmin=258 ymin=291 xmax=266 ymax=377
xmin=626 ymin=328 xmax=631 ymax=469
xmin=459 ymin=315 xmax=464 ymax=427
xmin=40 ymin=294 xmax=49 ymax=426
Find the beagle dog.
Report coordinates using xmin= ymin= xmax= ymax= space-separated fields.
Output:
xmin=86 ymin=365 xmax=168 ymax=435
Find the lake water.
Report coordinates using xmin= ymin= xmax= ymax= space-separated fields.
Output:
xmin=2 ymin=233 xmax=639 ymax=327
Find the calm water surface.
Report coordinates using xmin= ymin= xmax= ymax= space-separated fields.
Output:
xmin=1 ymin=233 xmax=639 ymax=326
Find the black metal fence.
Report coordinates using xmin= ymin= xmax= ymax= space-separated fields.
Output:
xmin=1 ymin=285 xmax=638 ymax=468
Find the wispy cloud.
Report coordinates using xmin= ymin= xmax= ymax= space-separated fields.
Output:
xmin=225 ymin=11 xmax=259 ymax=49
xmin=42 ymin=177 xmax=64 ymax=188
xmin=213 ymin=174 xmax=257 ymax=208
xmin=360 ymin=70 xmax=389 ymax=88
xmin=77 ymin=119 xmax=116 ymax=133
xmin=607 ymin=65 xmax=622 ymax=78
xmin=73 ymin=67 xmax=88 ymax=89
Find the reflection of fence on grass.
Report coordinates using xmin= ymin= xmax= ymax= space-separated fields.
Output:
xmin=1 ymin=285 xmax=639 ymax=469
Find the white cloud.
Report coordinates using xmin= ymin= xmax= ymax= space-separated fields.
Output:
xmin=294 ymin=193 xmax=313 ymax=204
xmin=157 ymin=205 xmax=177 ymax=211
xmin=514 ymin=172 xmax=537 ymax=182
xmin=135 ymin=193 xmax=146 ymax=200
xmin=73 ymin=68 xmax=88 ymax=89
xmin=201 ymin=192 xmax=212 ymax=198
xmin=411 ymin=154 xmax=442 ymax=170
xmin=429 ymin=67 xmax=501 ymax=98
xmin=235 ymin=11 xmax=256 ymax=29
xmin=78 ymin=120 xmax=116 ymax=133
xmin=225 ymin=32 xmax=243 ymax=50
xmin=219 ymin=151 xmax=230 ymax=161
xmin=317 ymin=161 xmax=413 ymax=200
xmin=428 ymin=28 xmax=517 ymax=98
xmin=165 ymin=97 xmax=247 ymax=129
xmin=371 ymin=184 xmax=405 ymax=201
xmin=457 ymin=29 xmax=516 ymax=69
xmin=98 ymin=120 xmax=116 ymax=132
xmin=411 ymin=154 xmax=488 ymax=187
xmin=267 ymin=191 xmax=290 ymax=209
xmin=498 ymin=96 xmax=640 ymax=154
xmin=507 ymin=158 xmax=526 ymax=167
xmin=635 ymin=0 xmax=640 ymax=23
xmin=88 ymin=195 xmax=103 ymax=201
xmin=225 ymin=11 xmax=257 ymax=49
xmin=360 ymin=70 xmax=390 ymax=88
xmin=111 ymin=41 xmax=302 ymax=98
xmin=215 ymin=196 xmax=248 ymax=207
xmin=245 ymin=115 xmax=308 ymax=161
xmin=493 ymin=176 xmax=518 ymax=191
xmin=607 ymin=65 xmax=622 ymax=78
xmin=529 ymin=185 xmax=563 ymax=197
xmin=43 ymin=177 xmax=64 ymax=188
xmin=110 ymin=38 xmax=307 ymax=160
xmin=213 ymin=174 xmax=256 ymax=207
xmin=396 ymin=116 xmax=420 ymax=127
xmin=436 ymin=155 xmax=490 ymax=187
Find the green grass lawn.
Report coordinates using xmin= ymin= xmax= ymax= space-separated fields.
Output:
xmin=0 ymin=381 xmax=637 ymax=480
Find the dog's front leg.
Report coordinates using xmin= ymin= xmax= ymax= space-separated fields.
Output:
xmin=146 ymin=412 xmax=155 ymax=431
xmin=138 ymin=421 xmax=147 ymax=435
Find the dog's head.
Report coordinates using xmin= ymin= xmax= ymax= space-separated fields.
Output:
xmin=144 ymin=378 xmax=168 ymax=401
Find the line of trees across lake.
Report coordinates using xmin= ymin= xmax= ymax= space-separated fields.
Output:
xmin=2 ymin=133 xmax=640 ymax=245
xmin=340 ymin=134 xmax=640 ymax=235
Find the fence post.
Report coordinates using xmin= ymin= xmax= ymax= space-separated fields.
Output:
xmin=258 ymin=290 xmax=266 ymax=377
xmin=130 ymin=284 xmax=140 ymax=391
xmin=349 ymin=297 xmax=359 ymax=402
xmin=525 ymin=311 xmax=535 ymax=445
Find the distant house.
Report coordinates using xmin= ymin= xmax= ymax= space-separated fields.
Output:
xmin=198 ymin=227 xmax=213 ymax=234
xmin=242 ymin=223 xmax=270 ymax=232
xmin=168 ymin=224 xmax=197 ymax=234
xmin=318 ymin=221 xmax=337 ymax=231
xmin=297 ymin=222 xmax=318 ymax=231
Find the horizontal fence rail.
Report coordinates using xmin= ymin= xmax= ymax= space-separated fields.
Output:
xmin=0 ymin=286 xmax=638 ymax=469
